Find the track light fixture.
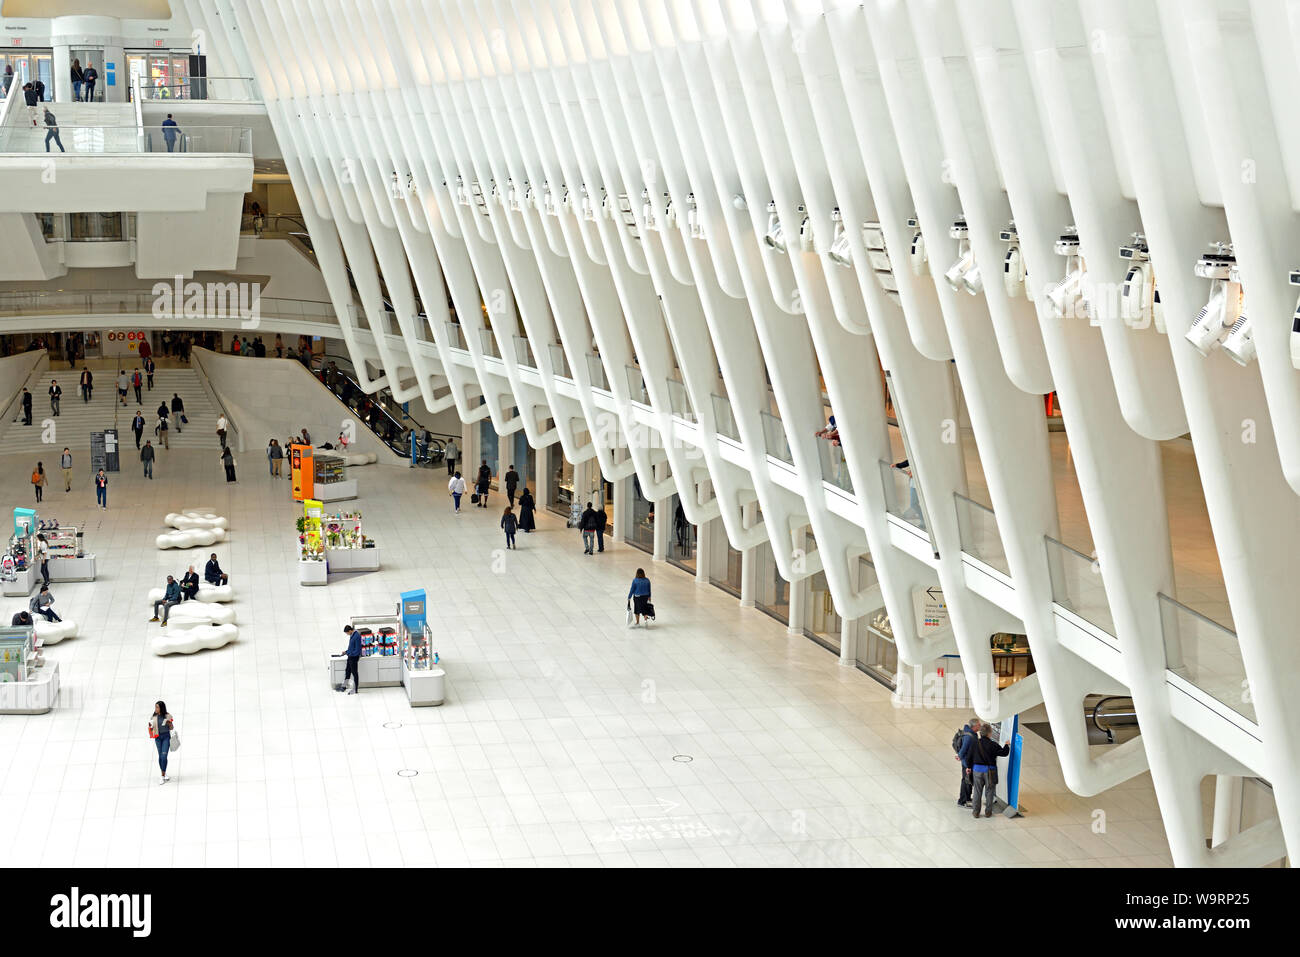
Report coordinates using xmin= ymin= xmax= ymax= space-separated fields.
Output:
xmin=1118 ymin=232 xmax=1153 ymax=329
xmin=827 ymin=208 xmax=852 ymax=268
xmin=641 ymin=188 xmax=656 ymax=230
xmin=797 ymin=207 xmax=813 ymax=253
xmin=763 ymin=200 xmax=786 ymax=253
xmin=907 ymin=215 xmax=928 ymax=276
xmin=663 ymin=193 xmax=677 ymax=230
xmin=1046 ymin=226 xmax=1090 ymax=321
xmin=1185 ymin=243 xmax=1238 ymax=356
xmin=944 ymin=219 xmax=981 ymax=295
xmin=1000 ymin=221 xmax=1026 ymax=299
xmin=1289 ymin=268 xmax=1300 ymax=370
xmin=686 ymin=193 xmax=705 ymax=239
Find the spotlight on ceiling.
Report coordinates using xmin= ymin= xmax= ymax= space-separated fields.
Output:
xmin=944 ymin=218 xmax=980 ymax=295
xmin=641 ymin=188 xmax=656 ymax=230
xmin=1185 ymin=243 xmax=1237 ymax=356
xmin=1118 ymin=232 xmax=1153 ymax=329
xmin=1289 ymin=268 xmax=1300 ymax=370
xmin=686 ymin=193 xmax=705 ymax=240
xmin=763 ymin=200 xmax=786 ymax=253
xmin=907 ymin=215 xmax=928 ymax=276
xmin=797 ymin=206 xmax=813 ymax=253
xmin=862 ymin=221 xmax=900 ymax=302
xmin=1046 ymin=226 xmax=1090 ymax=321
xmin=1000 ymin=222 xmax=1026 ymax=299
xmin=827 ymin=208 xmax=853 ymax=268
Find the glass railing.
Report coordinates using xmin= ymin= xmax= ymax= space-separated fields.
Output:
xmin=711 ymin=394 xmax=741 ymax=441
xmin=818 ymin=436 xmax=854 ymax=494
xmin=880 ymin=459 xmax=928 ymax=532
xmin=625 ymin=365 xmax=649 ymax=405
xmin=0 ymin=288 xmax=336 ymax=323
xmin=666 ymin=378 xmax=693 ymax=417
xmin=444 ymin=321 xmax=468 ymax=350
xmin=549 ymin=343 xmax=572 ymax=380
xmin=513 ymin=336 xmax=536 ymax=368
xmin=0 ymin=125 xmax=252 ymax=154
xmin=760 ymin=411 xmax=793 ymax=465
xmin=1045 ymin=536 xmax=1116 ymax=636
xmin=586 ymin=354 xmax=610 ymax=391
xmin=954 ymin=494 xmax=1010 ymax=576
xmin=479 ymin=328 xmax=500 ymax=358
xmin=1159 ymin=593 xmax=1254 ymax=724
xmin=133 ymin=77 xmax=259 ymax=101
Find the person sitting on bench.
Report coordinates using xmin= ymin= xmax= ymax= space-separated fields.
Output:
xmin=204 ymin=553 xmax=229 ymax=586
xmin=180 ymin=565 xmax=201 ymax=601
xmin=150 ymin=576 xmax=181 ymax=626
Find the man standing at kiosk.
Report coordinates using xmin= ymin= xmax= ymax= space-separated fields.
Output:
xmin=341 ymin=624 xmax=361 ymax=694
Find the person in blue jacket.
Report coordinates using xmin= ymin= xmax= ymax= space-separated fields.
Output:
xmin=956 ymin=718 xmax=981 ymax=807
xmin=161 ymin=113 xmax=180 ymax=152
xmin=342 ymin=624 xmax=362 ymax=694
xmin=627 ymin=568 xmax=653 ymax=628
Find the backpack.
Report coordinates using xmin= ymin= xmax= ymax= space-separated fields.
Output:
xmin=31 ymin=470 xmax=41 ymax=485
xmin=952 ymin=728 xmax=969 ymax=754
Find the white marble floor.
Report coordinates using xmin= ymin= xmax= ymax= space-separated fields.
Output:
xmin=0 ymin=450 xmax=1176 ymax=867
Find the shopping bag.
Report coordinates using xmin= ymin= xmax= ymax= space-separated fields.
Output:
xmin=181 ymin=414 xmax=188 ymax=424
xmin=168 ymin=730 xmax=180 ymax=752
xmin=625 ymin=602 xmax=634 ymax=627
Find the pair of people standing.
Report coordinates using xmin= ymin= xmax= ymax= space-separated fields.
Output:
xmin=71 ymin=60 xmax=97 ymax=102
xmin=579 ymin=502 xmax=608 ymax=555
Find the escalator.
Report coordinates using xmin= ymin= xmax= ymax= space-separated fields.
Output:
xmin=1023 ymin=695 xmax=1139 ymax=747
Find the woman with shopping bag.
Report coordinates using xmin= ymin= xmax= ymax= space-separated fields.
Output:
xmin=147 ymin=701 xmax=177 ymax=785
xmin=627 ymin=568 xmax=654 ymax=628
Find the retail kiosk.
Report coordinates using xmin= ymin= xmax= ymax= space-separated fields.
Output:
xmin=298 ymin=499 xmax=380 ymax=585
xmin=3 ymin=509 xmax=39 ymax=597
xmin=44 ymin=525 xmax=97 ymax=582
xmin=0 ymin=625 xmax=59 ymax=715
xmin=291 ymin=444 xmax=358 ymax=503
xmin=328 ymin=589 xmax=445 ymax=706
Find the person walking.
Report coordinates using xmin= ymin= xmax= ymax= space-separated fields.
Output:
xmin=579 ymin=502 xmax=601 ymax=555
xmin=43 ymin=107 xmax=64 ymax=153
xmin=955 ymin=718 xmax=981 ymax=808
xmin=21 ymin=387 xmax=32 ymax=425
xmin=445 ymin=437 xmax=458 ymax=476
xmin=48 ymin=379 xmax=61 ymax=416
xmin=674 ymin=502 xmax=690 ymax=553
xmin=448 ymin=471 xmax=466 ymax=513
xmin=94 ymin=469 xmax=107 ymax=509
xmin=156 ymin=413 xmax=170 ymax=450
xmin=627 ymin=568 xmax=653 ymax=627
xmin=148 ymin=701 xmax=174 ymax=785
xmin=970 ymin=724 xmax=1011 ymax=819
xmin=267 ymin=438 xmax=283 ymax=476
xmin=3 ymin=65 xmax=13 ymax=97
xmin=30 ymin=585 xmax=60 ymax=623
xmin=161 ymin=113 xmax=180 ymax=152
xmin=221 ymin=445 xmax=237 ymax=482
xmin=150 ymin=575 xmax=182 ymax=626
xmin=116 ymin=369 xmax=129 ymax=405
xmin=82 ymin=63 xmax=97 ymax=102
xmin=143 ymin=356 xmax=155 ymax=391
xmin=60 ymin=448 xmax=72 ymax=493
xmin=179 ymin=566 xmax=200 ymax=601
xmin=504 ymin=464 xmax=520 ymax=506
xmin=141 ymin=440 xmax=156 ymax=480
xmin=342 ymin=624 xmax=362 ymax=694
xmin=131 ymin=410 xmax=145 ymax=449
xmin=517 ymin=487 xmax=536 ymax=534
xmin=476 ymin=459 xmax=491 ymax=508
xmin=501 ymin=506 xmax=518 ymax=549
xmin=205 ymin=553 xmax=229 ymax=585
xmin=131 ymin=367 xmax=143 ymax=404
xmin=31 ymin=462 xmax=46 ymax=503
xmin=35 ymin=534 xmax=50 ymax=586
xmin=595 ymin=507 xmax=608 ymax=553
xmin=216 ymin=413 xmax=228 ymax=449
xmin=140 ymin=336 xmax=153 ymax=364
xmin=170 ymin=393 xmax=185 ymax=432
xmin=70 ymin=59 xmax=84 ymax=102
xmin=22 ymin=83 xmax=38 ymax=126
xmin=79 ymin=366 xmax=93 ymax=402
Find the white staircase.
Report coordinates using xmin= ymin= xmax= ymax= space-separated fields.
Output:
xmin=0 ymin=367 xmax=222 ymax=455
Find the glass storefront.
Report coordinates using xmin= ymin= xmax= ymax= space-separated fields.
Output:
xmin=626 ymin=475 xmax=655 ymax=554
xmin=478 ymin=418 xmax=500 ymax=489
xmin=752 ymin=536 xmax=790 ymax=624
xmin=127 ymin=51 xmax=191 ymax=99
xmin=667 ymin=493 xmax=697 ymax=573
xmin=855 ymin=558 xmax=897 ymax=689
xmin=547 ymin=456 xmax=575 ymax=517
xmin=709 ymin=520 xmax=743 ymax=597
xmin=0 ymin=51 xmax=53 ymax=99
xmin=800 ymin=533 xmax=841 ymax=655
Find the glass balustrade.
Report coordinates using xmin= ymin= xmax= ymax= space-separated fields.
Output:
xmin=1044 ymin=537 xmax=1116 ymax=636
xmin=880 ymin=459 xmax=929 ymax=534
xmin=710 ymin=394 xmax=741 ymax=441
xmin=443 ymin=322 xmax=467 ymax=350
xmin=760 ymin=411 xmax=793 ymax=465
xmin=134 ymin=77 xmax=259 ymax=101
xmin=585 ymin=354 xmax=610 ymax=391
xmin=513 ymin=336 xmax=536 ymax=368
xmin=625 ymin=365 xmax=649 ymax=405
xmin=548 ymin=343 xmax=572 ymax=379
xmin=0 ymin=125 xmax=253 ymax=154
xmin=0 ymin=288 xmax=335 ymax=323
xmin=666 ymin=378 xmax=693 ymax=418
xmin=818 ymin=435 xmax=854 ymax=495
xmin=1159 ymin=593 xmax=1254 ymax=724
xmin=954 ymin=494 xmax=1010 ymax=575
xmin=479 ymin=328 xmax=499 ymax=358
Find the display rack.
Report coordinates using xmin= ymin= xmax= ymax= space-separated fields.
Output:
xmin=43 ymin=525 xmax=96 ymax=582
xmin=0 ymin=627 xmax=59 ymax=715
xmin=313 ymin=454 xmax=357 ymax=502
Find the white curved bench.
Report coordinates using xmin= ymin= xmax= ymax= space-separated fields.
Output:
xmin=151 ymin=623 xmax=237 ymax=656
xmin=156 ymin=528 xmax=227 ymax=550
xmin=34 ymin=618 xmax=78 ymax=645
xmin=339 ymin=452 xmax=378 ymax=466
xmin=147 ymin=583 xmax=234 ymax=604
xmin=165 ymin=513 xmax=229 ymax=531
xmin=165 ymin=603 xmax=236 ymax=627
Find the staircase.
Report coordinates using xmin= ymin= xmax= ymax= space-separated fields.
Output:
xmin=0 ymin=367 xmax=221 ymax=455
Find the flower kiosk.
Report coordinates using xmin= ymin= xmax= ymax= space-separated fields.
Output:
xmin=298 ymin=500 xmax=380 ymax=586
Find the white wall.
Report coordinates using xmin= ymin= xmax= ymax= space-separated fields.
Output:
xmin=191 ymin=346 xmax=403 ymax=462
xmin=0 ymin=350 xmax=49 ymax=421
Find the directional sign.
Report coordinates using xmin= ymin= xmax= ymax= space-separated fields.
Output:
xmin=912 ymin=585 xmax=950 ymax=639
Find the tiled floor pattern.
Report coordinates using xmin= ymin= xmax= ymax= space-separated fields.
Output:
xmin=0 ymin=450 xmax=1177 ymax=867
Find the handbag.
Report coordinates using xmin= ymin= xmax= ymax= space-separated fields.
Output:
xmin=181 ymin=414 xmax=188 ymax=424
xmin=644 ymin=602 xmax=655 ymax=620
xmin=625 ymin=601 xmax=634 ymax=627
xmin=168 ymin=729 xmax=180 ymax=752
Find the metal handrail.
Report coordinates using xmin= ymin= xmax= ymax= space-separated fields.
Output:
xmin=0 ymin=124 xmax=254 ymax=154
